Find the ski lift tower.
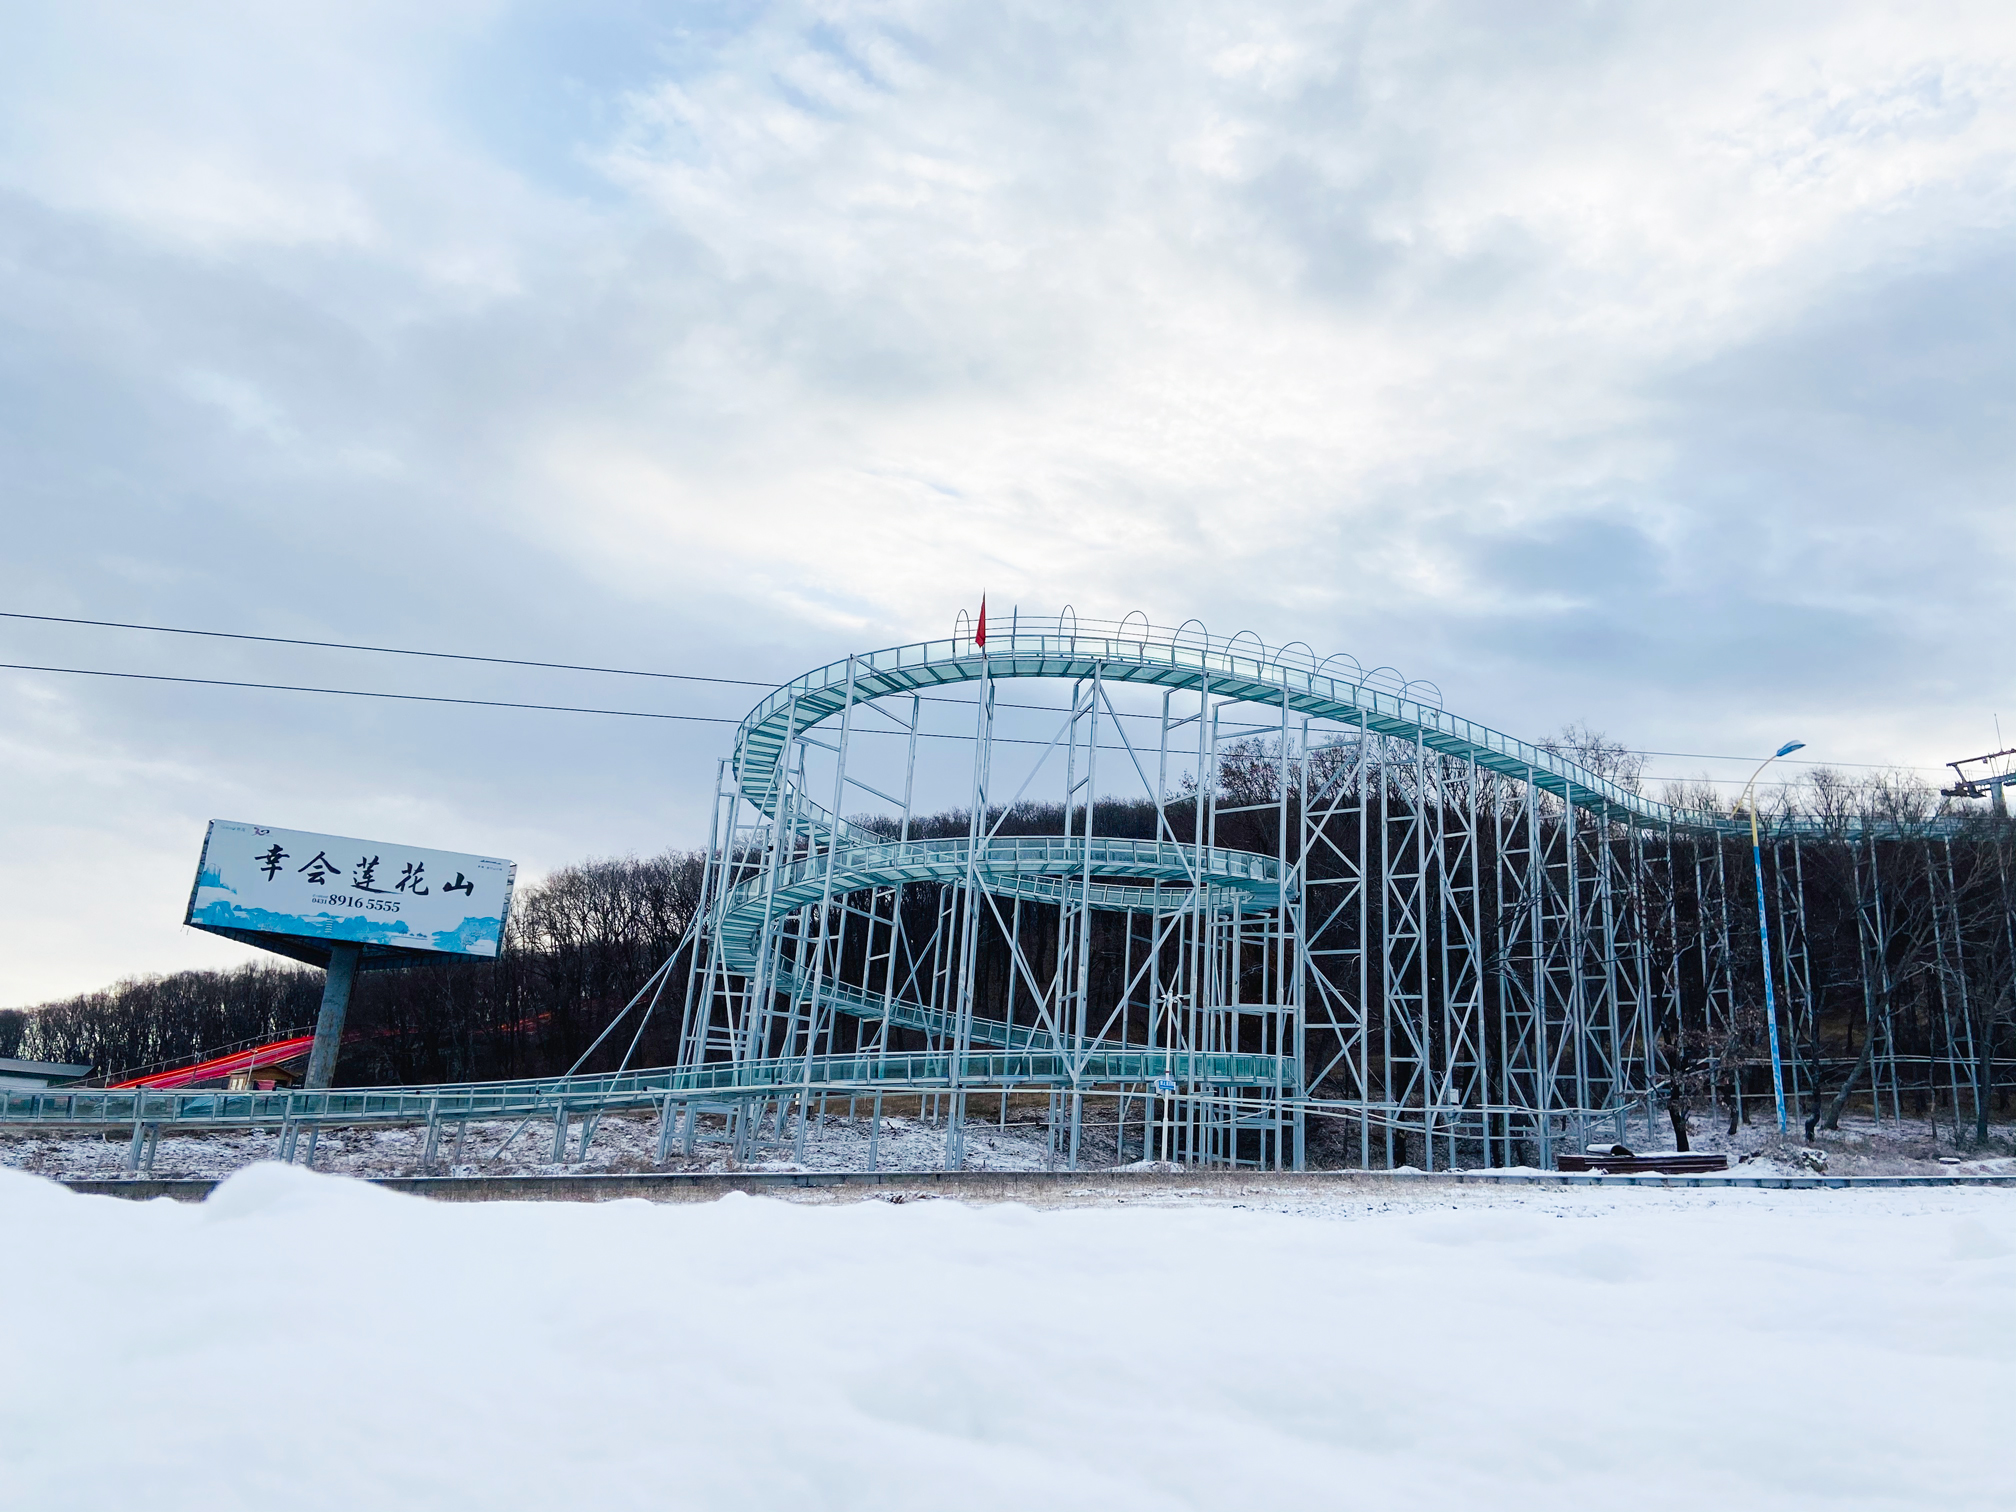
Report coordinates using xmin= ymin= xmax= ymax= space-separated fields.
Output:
xmin=1941 ymin=747 xmax=2016 ymax=818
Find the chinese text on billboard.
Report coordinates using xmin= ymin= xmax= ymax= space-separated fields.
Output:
xmin=186 ymin=821 xmax=515 ymax=958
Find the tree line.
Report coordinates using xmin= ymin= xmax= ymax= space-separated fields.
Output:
xmin=6 ymin=732 xmax=2012 ymax=1150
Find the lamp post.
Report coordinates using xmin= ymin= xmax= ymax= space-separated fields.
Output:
xmin=1744 ymin=740 xmax=1805 ymax=1135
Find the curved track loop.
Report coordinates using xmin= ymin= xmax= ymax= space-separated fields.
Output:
xmin=732 ymin=617 xmax=1719 ymax=847
xmin=0 ymin=615 xmax=1725 ymax=1151
xmin=703 ymin=616 xmax=1706 ymax=1108
xmin=721 ymin=835 xmax=1281 ymax=1052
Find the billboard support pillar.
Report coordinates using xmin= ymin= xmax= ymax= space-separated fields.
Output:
xmin=306 ymin=942 xmax=361 ymax=1090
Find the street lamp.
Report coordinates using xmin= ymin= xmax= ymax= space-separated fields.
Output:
xmin=1744 ymin=740 xmax=1805 ymax=1135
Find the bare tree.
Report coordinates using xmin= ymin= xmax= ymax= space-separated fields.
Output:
xmin=1543 ymin=722 xmax=1646 ymax=793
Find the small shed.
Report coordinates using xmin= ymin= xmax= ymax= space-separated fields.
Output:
xmin=226 ymin=1065 xmax=302 ymax=1092
xmin=0 ymin=1058 xmax=94 ymax=1092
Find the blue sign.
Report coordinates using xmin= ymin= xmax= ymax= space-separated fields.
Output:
xmin=186 ymin=820 xmax=516 ymax=961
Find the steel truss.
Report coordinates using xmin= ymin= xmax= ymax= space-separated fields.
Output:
xmin=11 ymin=614 xmax=2013 ymax=1167
xmin=670 ymin=616 xmax=1804 ymax=1171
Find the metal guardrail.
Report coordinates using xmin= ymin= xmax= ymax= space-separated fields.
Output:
xmin=718 ymin=835 xmax=1279 ymax=967
xmin=709 ymin=834 xmax=1285 ymax=1057
xmin=731 ymin=619 xmax=1968 ymax=840
xmin=0 ymin=1048 xmax=1290 ymax=1130
xmin=732 ymin=619 xmax=1717 ymax=835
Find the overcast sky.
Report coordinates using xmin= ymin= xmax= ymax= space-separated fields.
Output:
xmin=4 ymin=2 xmax=2014 ymax=1005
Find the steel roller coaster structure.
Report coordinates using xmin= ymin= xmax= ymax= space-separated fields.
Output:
xmin=8 ymin=613 xmax=2011 ymax=1174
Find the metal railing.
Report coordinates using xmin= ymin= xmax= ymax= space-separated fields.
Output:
xmin=1 ymin=1048 xmax=1290 ymax=1131
xmin=730 ymin=617 xmax=1728 ymax=836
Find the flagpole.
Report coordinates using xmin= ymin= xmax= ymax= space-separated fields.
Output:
xmin=947 ymin=597 xmax=990 ymax=1168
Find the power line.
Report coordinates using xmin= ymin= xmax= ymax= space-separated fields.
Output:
xmin=0 ymin=611 xmax=778 ymax=688
xmin=1635 ymin=773 xmax=1844 ymax=790
xmin=0 ymin=612 xmax=1949 ymax=773
xmin=0 ymin=662 xmax=742 ymax=724
xmin=0 ymin=661 xmax=1167 ymax=751
xmin=0 ymin=610 xmax=1222 ymax=724
xmin=1633 ymin=749 xmax=1938 ymax=772
xmin=0 ymin=660 xmax=1970 ymax=794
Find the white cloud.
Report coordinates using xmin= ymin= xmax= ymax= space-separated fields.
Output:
xmin=3 ymin=0 xmax=2015 ymax=998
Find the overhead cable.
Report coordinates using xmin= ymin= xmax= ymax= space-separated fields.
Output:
xmin=0 ymin=662 xmax=1912 ymax=785
xmin=0 ymin=662 xmax=742 ymax=723
xmin=0 ymin=611 xmax=777 ymax=688
xmin=0 ymin=661 xmax=1159 ymax=751
xmin=0 ymin=613 xmax=1943 ymax=772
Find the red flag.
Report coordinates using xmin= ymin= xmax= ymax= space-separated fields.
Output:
xmin=975 ymin=596 xmax=987 ymax=648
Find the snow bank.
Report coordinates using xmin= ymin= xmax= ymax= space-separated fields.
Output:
xmin=0 ymin=1108 xmax=1064 ymax=1179
xmin=1 ymin=1166 xmax=2010 ymax=1510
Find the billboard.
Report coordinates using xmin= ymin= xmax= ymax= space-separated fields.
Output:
xmin=185 ymin=821 xmax=516 ymax=964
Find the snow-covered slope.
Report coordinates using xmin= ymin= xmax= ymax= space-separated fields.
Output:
xmin=2 ymin=1167 xmax=2011 ymax=1509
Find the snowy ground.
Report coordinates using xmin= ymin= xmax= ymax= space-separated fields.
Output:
xmin=4 ymin=1102 xmax=2011 ymax=1181
xmin=1 ymin=1165 xmax=2011 ymax=1511
xmin=1601 ymin=1106 xmax=2016 ymax=1177
xmin=0 ymin=1104 xmax=1074 ymax=1179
